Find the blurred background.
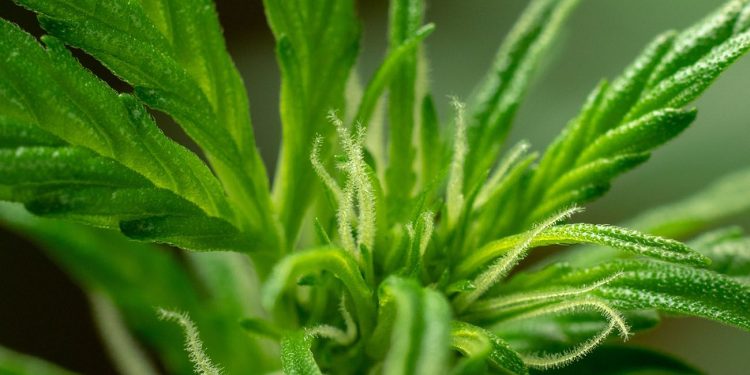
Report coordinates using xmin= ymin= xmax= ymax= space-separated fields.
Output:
xmin=1 ymin=0 xmax=749 ymax=374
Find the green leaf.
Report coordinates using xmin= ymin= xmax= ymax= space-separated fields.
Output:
xmin=456 ymin=223 xmax=708 ymax=279
xmin=281 ymin=331 xmax=323 ymax=375
xmin=555 ymin=260 xmax=750 ymax=330
xmin=691 ymin=229 xmax=750 ymax=282
xmin=385 ymin=0 xmax=426 ymax=217
xmin=355 ymin=25 xmax=435 ymax=129
xmin=369 ymin=277 xmax=452 ymax=375
xmin=524 ymin=1 xmax=750 ymax=226
xmin=550 ymin=167 xmax=750 ymax=268
xmin=465 ymin=0 xmax=579 ymax=188
xmin=264 ymin=0 xmax=360 ymax=244
xmin=0 ymin=346 xmax=77 ymax=375
xmin=262 ymin=247 xmax=375 ymax=336
xmin=451 ymin=321 xmax=528 ymax=375
xmin=0 ymin=23 xmax=229 ymax=218
xmin=531 ymin=345 xmax=701 ymax=375
xmin=13 ymin=0 xmax=274 ymax=239
xmin=586 ymin=32 xmax=676 ymax=143
xmin=120 ymin=215 xmax=264 ymax=252
xmin=546 ymin=153 xmax=650 ymax=197
xmin=627 ymin=167 xmax=750 ymax=238
xmin=577 ymin=108 xmax=695 ymax=164
xmin=13 ymin=0 xmax=276 ymax=250
xmin=647 ymin=1 xmax=749 ymax=86
xmin=0 ymin=21 xmax=269 ymax=253
xmin=492 ymin=310 xmax=660 ymax=355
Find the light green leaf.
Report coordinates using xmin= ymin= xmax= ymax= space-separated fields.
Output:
xmin=369 ymin=277 xmax=452 ymax=375
xmin=627 ymin=167 xmax=750 ymax=238
xmin=262 ymin=247 xmax=375 ymax=336
xmin=120 ymin=215 xmax=264 ymax=252
xmin=451 ymin=321 xmax=528 ymax=375
xmin=556 ymin=260 xmax=750 ymax=330
xmin=281 ymin=331 xmax=323 ymax=375
xmin=264 ymin=0 xmax=360 ymax=244
xmin=586 ymin=32 xmax=676 ymax=143
xmin=577 ymin=108 xmax=695 ymax=164
xmin=492 ymin=310 xmax=660 ymax=355
xmin=355 ymin=24 xmax=435 ymax=129
xmin=465 ymin=0 xmax=580 ymax=188
xmin=385 ymin=0 xmax=426 ymax=217
xmin=546 ymin=153 xmax=649 ymax=197
xmin=691 ymin=229 xmax=750 ymax=282
xmin=524 ymin=0 xmax=750 ymax=226
xmin=456 ymin=223 xmax=708 ymax=280
xmin=551 ymin=167 xmax=750 ymax=268
xmin=647 ymin=0 xmax=749 ymax=86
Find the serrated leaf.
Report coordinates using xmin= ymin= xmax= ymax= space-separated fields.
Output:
xmin=578 ymin=108 xmax=695 ymax=164
xmin=0 ymin=20 xmax=275 ymax=253
xmin=525 ymin=1 xmax=750 ymax=225
xmin=586 ymin=32 xmax=676 ymax=142
xmin=465 ymin=0 xmax=580 ymax=188
xmin=627 ymin=32 xmax=750 ymax=119
xmin=451 ymin=321 xmax=528 ymax=375
xmin=0 ymin=23 xmax=231 ymax=219
xmin=555 ymin=260 xmax=750 ymax=330
xmin=0 ymin=118 xmax=65 ymax=148
xmin=25 ymin=187 xmax=200 ymax=225
xmin=551 ymin=167 xmax=750 ymax=268
xmin=648 ymin=1 xmax=748 ymax=85
xmin=546 ymin=153 xmax=649 ymax=197
xmin=0 ymin=146 xmax=149 ymax=188
xmin=456 ymin=223 xmax=708 ymax=279
xmin=12 ymin=0 xmax=275 ymax=241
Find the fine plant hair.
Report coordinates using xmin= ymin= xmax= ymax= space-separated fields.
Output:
xmin=1 ymin=0 xmax=750 ymax=374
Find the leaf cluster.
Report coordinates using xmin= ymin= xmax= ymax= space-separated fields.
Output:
xmin=1 ymin=0 xmax=750 ymax=374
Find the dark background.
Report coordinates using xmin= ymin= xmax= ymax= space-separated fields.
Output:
xmin=1 ymin=1 xmax=749 ymax=374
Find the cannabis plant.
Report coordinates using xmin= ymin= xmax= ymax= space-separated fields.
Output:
xmin=1 ymin=0 xmax=750 ymax=374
